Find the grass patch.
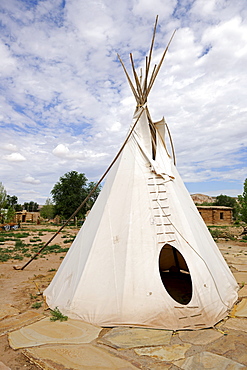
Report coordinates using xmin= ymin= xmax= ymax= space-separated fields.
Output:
xmin=0 ymin=249 xmax=12 ymax=262
xmin=0 ymin=227 xmax=74 ymax=262
xmin=208 ymin=227 xmax=235 ymax=241
xmin=63 ymin=238 xmax=75 ymax=244
xmin=32 ymin=301 xmax=43 ymax=309
xmin=50 ymin=307 xmax=68 ymax=322
xmin=30 ymin=237 xmax=42 ymax=242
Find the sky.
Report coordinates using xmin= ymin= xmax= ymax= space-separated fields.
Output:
xmin=0 ymin=0 xmax=247 ymax=205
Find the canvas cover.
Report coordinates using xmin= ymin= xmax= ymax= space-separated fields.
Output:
xmin=44 ymin=107 xmax=238 ymax=330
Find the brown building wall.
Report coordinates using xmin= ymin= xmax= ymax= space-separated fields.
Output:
xmin=15 ymin=211 xmax=40 ymax=223
xmin=197 ymin=207 xmax=232 ymax=226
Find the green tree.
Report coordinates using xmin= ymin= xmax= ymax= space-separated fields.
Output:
xmin=51 ymin=171 xmax=100 ymax=221
xmin=6 ymin=207 xmax=15 ymax=223
xmin=238 ymin=178 xmax=247 ymax=223
xmin=6 ymin=195 xmax=22 ymax=211
xmin=40 ymin=198 xmax=55 ymax=220
xmin=213 ymin=194 xmax=239 ymax=220
xmin=23 ymin=201 xmax=39 ymax=212
xmin=85 ymin=181 xmax=101 ymax=212
xmin=0 ymin=182 xmax=7 ymax=223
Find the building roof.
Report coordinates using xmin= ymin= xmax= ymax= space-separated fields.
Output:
xmin=197 ymin=206 xmax=233 ymax=210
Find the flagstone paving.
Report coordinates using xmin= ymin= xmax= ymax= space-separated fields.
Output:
xmin=238 ymin=285 xmax=247 ymax=298
xmin=0 ymin=311 xmax=44 ymax=337
xmin=173 ymin=351 xmax=246 ymax=369
xmin=233 ymin=298 xmax=247 ymax=317
xmin=222 ymin=317 xmax=247 ymax=332
xmin=23 ymin=344 xmax=140 ymax=369
xmin=178 ymin=328 xmax=222 ymax=345
xmin=206 ymin=332 xmax=247 ymax=366
xmin=99 ymin=326 xmax=173 ymax=349
xmin=134 ymin=343 xmax=191 ymax=362
xmin=8 ymin=317 xmax=101 ymax=349
xmin=232 ymin=272 xmax=247 ymax=284
xmin=232 ymin=264 xmax=247 ymax=272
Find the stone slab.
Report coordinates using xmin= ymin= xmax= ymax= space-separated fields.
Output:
xmin=0 ymin=304 xmax=20 ymax=321
xmin=233 ymin=272 xmax=247 ymax=284
xmin=234 ymin=298 xmax=247 ymax=318
xmin=224 ymin=256 xmax=246 ymax=265
xmin=9 ymin=317 xmax=101 ymax=349
xmin=232 ymin=264 xmax=247 ymax=272
xmin=0 ymin=311 xmax=44 ymax=336
xmin=238 ymin=285 xmax=247 ymax=298
xmin=174 ymin=351 xmax=245 ymax=369
xmin=223 ymin=317 xmax=247 ymax=332
xmin=23 ymin=344 xmax=139 ymax=369
xmin=134 ymin=343 xmax=191 ymax=362
xmin=99 ymin=327 xmax=172 ymax=349
xmin=206 ymin=332 xmax=247 ymax=366
xmin=179 ymin=328 xmax=222 ymax=345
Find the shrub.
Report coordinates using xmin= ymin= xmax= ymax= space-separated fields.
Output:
xmin=50 ymin=307 xmax=68 ymax=322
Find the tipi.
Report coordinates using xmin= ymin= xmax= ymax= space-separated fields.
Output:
xmin=44 ymin=19 xmax=238 ymax=330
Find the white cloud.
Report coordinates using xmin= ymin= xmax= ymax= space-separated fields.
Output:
xmin=3 ymin=152 xmax=26 ymax=162
xmin=0 ymin=0 xmax=246 ymax=204
xmin=22 ymin=175 xmax=41 ymax=184
xmin=52 ymin=144 xmax=70 ymax=157
xmin=1 ymin=143 xmax=18 ymax=152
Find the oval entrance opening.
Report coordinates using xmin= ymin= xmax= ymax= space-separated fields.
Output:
xmin=159 ymin=244 xmax=192 ymax=305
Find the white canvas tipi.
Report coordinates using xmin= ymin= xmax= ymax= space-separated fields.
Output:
xmin=44 ymin=20 xmax=238 ymax=330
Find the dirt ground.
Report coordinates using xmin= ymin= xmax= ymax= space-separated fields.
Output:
xmin=0 ymin=224 xmax=246 ymax=369
xmin=0 ymin=224 xmax=78 ymax=369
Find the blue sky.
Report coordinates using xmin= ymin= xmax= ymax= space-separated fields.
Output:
xmin=0 ymin=0 xmax=246 ymax=204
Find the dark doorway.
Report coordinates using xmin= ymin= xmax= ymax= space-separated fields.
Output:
xmin=159 ymin=244 xmax=192 ymax=305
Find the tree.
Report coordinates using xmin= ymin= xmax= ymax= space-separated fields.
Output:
xmin=6 ymin=207 xmax=15 ymax=223
xmin=85 ymin=181 xmax=101 ymax=212
xmin=23 ymin=201 xmax=39 ymax=212
xmin=0 ymin=182 xmax=7 ymax=223
xmin=213 ymin=194 xmax=239 ymax=220
xmin=6 ymin=195 xmax=22 ymax=211
xmin=40 ymin=198 xmax=55 ymax=220
xmin=238 ymin=178 xmax=247 ymax=223
xmin=51 ymin=171 xmax=100 ymax=221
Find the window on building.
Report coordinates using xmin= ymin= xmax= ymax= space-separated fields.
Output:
xmin=220 ymin=212 xmax=224 ymax=220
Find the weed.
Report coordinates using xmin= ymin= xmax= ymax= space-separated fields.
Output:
xmin=48 ymin=268 xmax=56 ymax=272
xmin=32 ymin=301 xmax=43 ymax=309
xmin=50 ymin=307 xmax=68 ymax=322
xmin=30 ymin=237 xmax=42 ymax=242
xmin=30 ymin=293 xmax=38 ymax=300
xmin=0 ymin=249 xmax=11 ymax=262
xmin=13 ymin=254 xmax=23 ymax=260
xmin=15 ymin=240 xmax=25 ymax=249
xmin=63 ymin=238 xmax=75 ymax=244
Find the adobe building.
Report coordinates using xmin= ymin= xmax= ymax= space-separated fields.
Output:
xmin=15 ymin=210 xmax=40 ymax=224
xmin=197 ymin=206 xmax=233 ymax=226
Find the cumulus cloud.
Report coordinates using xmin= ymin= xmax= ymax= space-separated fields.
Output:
xmin=3 ymin=152 xmax=26 ymax=162
xmin=52 ymin=144 xmax=70 ymax=158
xmin=0 ymin=0 xmax=246 ymax=203
xmin=22 ymin=175 xmax=41 ymax=184
xmin=1 ymin=143 xmax=18 ymax=151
